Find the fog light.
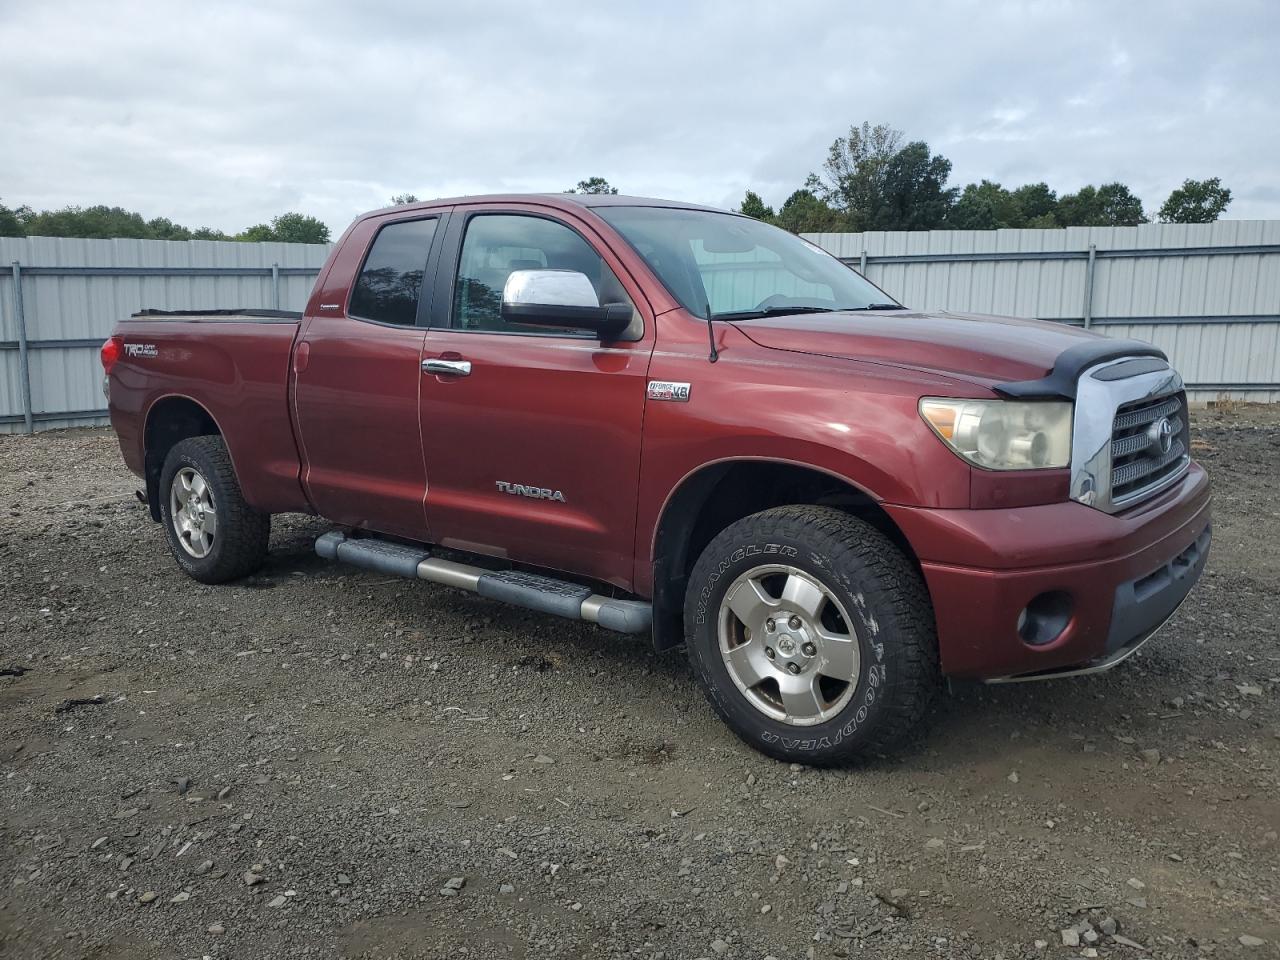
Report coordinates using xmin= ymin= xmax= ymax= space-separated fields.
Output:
xmin=1017 ymin=591 xmax=1073 ymax=646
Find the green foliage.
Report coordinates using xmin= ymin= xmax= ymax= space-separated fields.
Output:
xmin=0 ymin=198 xmax=327 ymax=242
xmin=872 ymin=141 xmax=956 ymax=230
xmin=0 ymin=199 xmax=28 ymax=237
xmin=805 ymin=124 xmax=954 ymax=231
xmin=813 ymin=122 xmax=902 ymax=231
xmin=739 ymin=119 xmax=1231 ymax=233
xmin=4 ymin=193 xmax=429 ymax=244
xmin=1056 ymin=183 xmax=1147 ymax=226
xmin=235 ymin=213 xmax=331 ymax=244
xmin=774 ymin=189 xmax=844 ymax=234
xmin=236 ymin=224 xmax=277 ymax=242
xmin=948 ymin=180 xmax=1020 ymax=230
xmin=570 ymin=177 xmax=618 ymax=195
xmin=145 ymin=217 xmax=193 ymax=241
xmin=23 ymin=205 xmax=155 ymax=239
xmin=947 ymin=180 xmax=1061 ymax=229
xmin=268 ymin=212 xmax=331 ymax=244
xmin=1158 ymin=177 xmax=1231 ymax=223
xmin=1011 ymin=183 xmax=1058 ymax=224
xmin=737 ymin=190 xmax=775 ymax=221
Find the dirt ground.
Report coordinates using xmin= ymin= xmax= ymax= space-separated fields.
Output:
xmin=1 ymin=406 xmax=1277 ymax=960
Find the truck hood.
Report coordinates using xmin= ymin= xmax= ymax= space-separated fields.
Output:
xmin=731 ymin=309 xmax=1103 ymax=389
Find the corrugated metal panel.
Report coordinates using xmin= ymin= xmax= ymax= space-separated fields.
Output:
xmin=4 ymin=223 xmax=1280 ymax=432
xmin=0 ymin=236 xmax=331 ymax=433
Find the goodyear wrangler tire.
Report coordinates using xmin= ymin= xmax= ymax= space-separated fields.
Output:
xmin=684 ymin=505 xmax=937 ymax=765
xmin=159 ymin=436 xmax=270 ymax=584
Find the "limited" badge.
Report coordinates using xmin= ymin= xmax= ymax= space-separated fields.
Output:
xmin=647 ymin=380 xmax=691 ymax=402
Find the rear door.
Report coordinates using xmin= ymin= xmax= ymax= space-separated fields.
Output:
xmin=293 ymin=212 xmax=446 ymax=540
xmin=418 ymin=204 xmax=655 ymax=588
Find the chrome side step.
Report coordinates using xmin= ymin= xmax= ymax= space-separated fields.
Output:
xmin=315 ymin=531 xmax=652 ymax=635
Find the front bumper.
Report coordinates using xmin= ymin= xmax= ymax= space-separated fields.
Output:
xmin=885 ymin=463 xmax=1211 ymax=680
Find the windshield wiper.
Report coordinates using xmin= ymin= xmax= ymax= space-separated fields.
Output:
xmin=711 ymin=306 xmax=839 ymax=320
xmin=846 ymin=303 xmax=908 ymax=311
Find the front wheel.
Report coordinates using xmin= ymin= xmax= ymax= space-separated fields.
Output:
xmin=684 ymin=506 xmax=937 ymax=765
xmin=158 ymin=435 xmax=270 ymax=584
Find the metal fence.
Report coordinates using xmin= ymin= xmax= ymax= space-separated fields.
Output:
xmin=3 ymin=221 xmax=1279 ymax=433
xmin=0 ymin=236 xmax=331 ymax=433
xmin=803 ymin=219 xmax=1280 ymax=402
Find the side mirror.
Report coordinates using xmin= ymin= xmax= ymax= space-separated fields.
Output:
xmin=501 ymin=269 xmax=631 ymax=337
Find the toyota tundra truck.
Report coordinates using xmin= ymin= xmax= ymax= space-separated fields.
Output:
xmin=102 ymin=194 xmax=1211 ymax=764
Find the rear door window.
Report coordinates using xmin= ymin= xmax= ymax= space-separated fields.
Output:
xmin=349 ymin=218 xmax=438 ymax=325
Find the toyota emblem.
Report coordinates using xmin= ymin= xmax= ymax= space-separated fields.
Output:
xmin=1147 ymin=417 xmax=1174 ymax=455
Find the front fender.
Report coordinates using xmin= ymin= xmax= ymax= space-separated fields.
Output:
xmin=633 ymin=328 xmax=976 ymax=595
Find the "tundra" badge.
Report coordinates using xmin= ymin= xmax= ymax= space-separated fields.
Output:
xmin=495 ymin=481 xmax=566 ymax=503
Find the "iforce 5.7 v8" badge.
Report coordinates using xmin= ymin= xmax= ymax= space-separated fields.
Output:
xmin=646 ymin=381 xmax=691 ymax=402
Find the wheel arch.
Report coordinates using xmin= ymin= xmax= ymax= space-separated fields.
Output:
xmin=649 ymin=458 xmax=924 ymax=651
xmin=142 ymin=394 xmax=225 ymax=521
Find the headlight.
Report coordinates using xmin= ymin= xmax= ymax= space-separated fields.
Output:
xmin=919 ymin=398 xmax=1072 ymax=470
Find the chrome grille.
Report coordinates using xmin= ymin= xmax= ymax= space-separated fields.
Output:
xmin=1109 ymin=392 xmax=1190 ymax=503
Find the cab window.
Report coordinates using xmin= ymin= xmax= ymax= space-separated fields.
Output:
xmin=349 ymin=217 xmax=438 ymax=325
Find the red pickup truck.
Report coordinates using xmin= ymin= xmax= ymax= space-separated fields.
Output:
xmin=103 ymin=194 xmax=1211 ymax=764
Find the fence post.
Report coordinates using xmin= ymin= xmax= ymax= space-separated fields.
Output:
xmin=859 ymin=249 xmax=868 ymax=276
xmin=1082 ymin=243 xmax=1097 ymax=328
xmin=10 ymin=261 xmax=33 ymax=433
xmin=271 ymin=263 xmax=281 ymax=310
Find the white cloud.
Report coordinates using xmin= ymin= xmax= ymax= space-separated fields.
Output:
xmin=1 ymin=0 xmax=1278 ymax=230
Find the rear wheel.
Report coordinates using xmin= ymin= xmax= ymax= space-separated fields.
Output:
xmin=684 ymin=505 xmax=937 ymax=765
xmin=159 ymin=436 xmax=269 ymax=584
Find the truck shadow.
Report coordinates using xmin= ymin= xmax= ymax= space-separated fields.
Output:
xmin=258 ymin=513 xmax=1204 ymax=770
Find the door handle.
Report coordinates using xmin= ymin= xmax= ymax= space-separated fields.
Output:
xmin=422 ymin=358 xmax=472 ymax=377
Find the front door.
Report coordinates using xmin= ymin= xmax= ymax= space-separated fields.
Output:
xmin=419 ymin=207 xmax=654 ymax=588
xmin=293 ymin=213 xmax=442 ymax=540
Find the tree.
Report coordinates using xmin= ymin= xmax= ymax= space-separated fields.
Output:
xmin=0 ymin=198 xmax=330 ymax=241
xmin=737 ymin=190 xmax=775 ymax=221
xmin=813 ymin=122 xmax=903 ymax=231
xmin=773 ymin=188 xmax=844 ymax=234
xmin=146 ymin=216 xmax=193 ymax=241
xmin=569 ymin=177 xmax=618 ymax=195
xmin=871 ymin=141 xmax=956 ymax=230
xmin=1158 ymin=177 xmax=1231 ymax=223
xmin=947 ymin=181 xmax=1061 ymax=229
xmin=270 ymin=212 xmax=330 ymax=244
xmin=237 ymin=213 xmax=331 ymax=244
xmin=1011 ymin=183 xmax=1058 ymax=225
xmin=390 ymin=193 xmax=419 ymax=205
xmin=236 ymin=223 xmax=277 ymax=242
xmin=22 ymin=205 xmax=155 ymax=239
xmin=1056 ymin=183 xmax=1146 ymax=226
xmin=811 ymin=123 xmax=957 ymax=230
xmin=0 ymin=199 xmax=27 ymax=237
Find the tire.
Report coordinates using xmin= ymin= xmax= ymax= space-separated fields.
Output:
xmin=158 ymin=435 xmax=270 ymax=584
xmin=684 ymin=505 xmax=937 ymax=765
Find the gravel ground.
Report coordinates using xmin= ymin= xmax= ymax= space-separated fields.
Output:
xmin=1 ymin=407 xmax=1278 ymax=960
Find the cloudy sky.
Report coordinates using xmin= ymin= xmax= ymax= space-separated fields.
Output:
xmin=2 ymin=0 xmax=1277 ymax=233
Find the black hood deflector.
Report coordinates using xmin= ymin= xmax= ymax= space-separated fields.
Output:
xmin=993 ymin=338 xmax=1168 ymax=401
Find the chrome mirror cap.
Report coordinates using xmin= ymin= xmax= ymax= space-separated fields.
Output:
xmin=502 ymin=269 xmax=600 ymax=310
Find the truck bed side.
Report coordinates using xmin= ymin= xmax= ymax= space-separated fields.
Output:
xmin=108 ymin=311 xmax=312 ymax=516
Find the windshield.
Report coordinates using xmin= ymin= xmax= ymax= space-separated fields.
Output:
xmin=595 ymin=206 xmax=901 ymax=320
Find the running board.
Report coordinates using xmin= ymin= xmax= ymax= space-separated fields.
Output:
xmin=314 ymin=531 xmax=651 ymax=635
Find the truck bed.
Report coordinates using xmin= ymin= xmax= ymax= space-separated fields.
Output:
xmin=109 ymin=310 xmax=309 ymax=515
